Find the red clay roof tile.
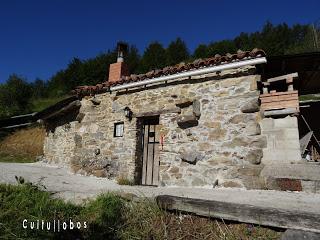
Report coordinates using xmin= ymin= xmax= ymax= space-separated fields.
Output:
xmin=74 ymin=48 xmax=265 ymax=96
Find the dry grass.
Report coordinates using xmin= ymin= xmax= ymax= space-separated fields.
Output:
xmin=120 ymin=199 xmax=281 ymax=240
xmin=0 ymin=126 xmax=45 ymax=162
xmin=116 ymin=176 xmax=135 ymax=186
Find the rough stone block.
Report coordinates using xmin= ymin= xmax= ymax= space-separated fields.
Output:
xmin=192 ymin=100 xmax=201 ymax=117
xmin=281 ymin=229 xmax=320 ymax=240
xmin=175 ymin=99 xmax=193 ymax=108
xmin=240 ymin=98 xmax=260 ymax=113
xmin=177 ymin=115 xmax=198 ymax=129
xmin=245 ymin=149 xmax=263 ymax=164
xmin=245 ymin=122 xmax=261 ymax=136
xmin=250 ymin=136 xmax=267 ymax=148
xmin=222 ymin=180 xmax=242 ymax=188
xmin=228 ymin=113 xmax=256 ymax=124
xmin=180 ymin=150 xmax=204 ymax=165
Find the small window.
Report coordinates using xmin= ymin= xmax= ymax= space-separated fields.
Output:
xmin=114 ymin=122 xmax=124 ymax=137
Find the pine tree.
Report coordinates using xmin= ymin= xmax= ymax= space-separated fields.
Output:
xmin=139 ymin=42 xmax=166 ymax=72
xmin=166 ymin=38 xmax=189 ymax=66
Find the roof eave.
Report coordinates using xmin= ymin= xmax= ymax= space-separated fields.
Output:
xmin=110 ymin=57 xmax=267 ymax=92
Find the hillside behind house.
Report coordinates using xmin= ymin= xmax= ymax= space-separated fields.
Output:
xmin=0 ymin=126 xmax=45 ymax=163
xmin=0 ymin=22 xmax=319 ymax=118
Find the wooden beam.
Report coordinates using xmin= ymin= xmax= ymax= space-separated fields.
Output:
xmin=262 ymin=107 xmax=299 ymax=117
xmin=3 ymin=123 xmax=32 ymax=129
xmin=42 ymin=100 xmax=81 ymax=120
xmin=267 ymin=72 xmax=298 ymax=83
xmin=156 ymin=195 xmax=320 ymax=233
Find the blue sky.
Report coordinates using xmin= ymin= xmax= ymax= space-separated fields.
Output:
xmin=0 ymin=0 xmax=319 ymax=83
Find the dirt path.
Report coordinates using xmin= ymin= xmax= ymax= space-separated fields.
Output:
xmin=1 ymin=162 xmax=320 ymax=215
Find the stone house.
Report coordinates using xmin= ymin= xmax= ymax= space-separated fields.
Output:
xmin=40 ymin=45 xmax=308 ymax=190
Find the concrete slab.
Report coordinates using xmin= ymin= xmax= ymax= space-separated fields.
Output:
xmin=261 ymin=163 xmax=320 ymax=181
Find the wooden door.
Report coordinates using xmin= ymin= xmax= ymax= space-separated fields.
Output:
xmin=141 ymin=117 xmax=160 ymax=186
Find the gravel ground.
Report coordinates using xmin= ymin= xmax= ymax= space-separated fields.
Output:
xmin=1 ymin=161 xmax=320 ymax=217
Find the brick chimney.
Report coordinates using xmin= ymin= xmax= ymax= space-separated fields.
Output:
xmin=108 ymin=42 xmax=129 ymax=84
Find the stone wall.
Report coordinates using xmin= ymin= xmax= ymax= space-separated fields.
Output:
xmin=43 ymin=123 xmax=77 ymax=166
xmin=44 ymin=67 xmax=268 ymax=188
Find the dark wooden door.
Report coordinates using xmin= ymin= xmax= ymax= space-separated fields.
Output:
xmin=141 ymin=118 xmax=160 ymax=186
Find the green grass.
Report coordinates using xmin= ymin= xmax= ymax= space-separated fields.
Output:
xmin=299 ymin=94 xmax=320 ymax=101
xmin=0 ymin=182 xmax=125 ymax=239
xmin=0 ymin=182 xmax=281 ymax=239
xmin=31 ymin=96 xmax=67 ymax=112
xmin=0 ymin=152 xmax=36 ymax=163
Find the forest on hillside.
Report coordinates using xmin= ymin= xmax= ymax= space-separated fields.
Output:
xmin=0 ymin=22 xmax=319 ymax=118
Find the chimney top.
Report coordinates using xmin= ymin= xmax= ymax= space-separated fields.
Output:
xmin=117 ymin=42 xmax=128 ymax=63
xmin=108 ymin=42 xmax=129 ymax=83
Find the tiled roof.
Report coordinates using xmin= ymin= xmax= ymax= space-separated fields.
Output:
xmin=73 ymin=48 xmax=265 ymax=96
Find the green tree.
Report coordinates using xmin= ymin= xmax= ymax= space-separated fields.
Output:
xmin=31 ymin=78 xmax=48 ymax=99
xmin=126 ymin=45 xmax=141 ymax=74
xmin=193 ymin=44 xmax=209 ymax=59
xmin=139 ymin=42 xmax=166 ymax=72
xmin=207 ymin=40 xmax=237 ymax=56
xmin=234 ymin=32 xmax=252 ymax=51
xmin=166 ymin=38 xmax=189 ymax=66
xmin=285 ymin=24 xmax=319 ymax=54
xmin=0 ymin=74 xmax=33 ymax=117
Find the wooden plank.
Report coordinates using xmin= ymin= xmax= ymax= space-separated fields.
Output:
xmin=42 ymin=100 xmax=81 ymax=120
xmin=156 ymin=195 xmax=320 ymax=233
xmin=141 ymin=125 xmax=149 ymax=185
xmin=263 ymin=108 xmax=299 ymax=117
xmin=262 ymin=101 xmax=299 ymax=108
xmin=152 ymin=143 xmax=160 ymax=186
xmin=153 ymin=124 xmax=160 ymax=186
xmin=267 ymin=72 xmax=298 ymax=83
xmin=260 ymin=90 xmax=298 ymax=97
xmin=146 ymin=125 xmax=155 ymax=185
xmin=260 ymin=95 xmax=298 ymax=103
xmin=2 ymin=122 xmax=32 ymax=129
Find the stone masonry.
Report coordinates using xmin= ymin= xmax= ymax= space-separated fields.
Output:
xmin=43 ymin=66 xmax=269 ymax=188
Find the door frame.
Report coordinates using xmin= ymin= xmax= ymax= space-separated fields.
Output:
xmin=138 ymin=116 xmax=160 ymax=186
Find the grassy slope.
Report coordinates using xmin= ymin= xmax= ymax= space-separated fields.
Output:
xmin=0 ymin=95 xmax=66 ymax=162
xmin=0 ymin=126 xmax=45 ymax=163
xmin=31 ymin=96 xmax=67 ymax=112
xmin=0 ymin=182 xmax=281 ymax=240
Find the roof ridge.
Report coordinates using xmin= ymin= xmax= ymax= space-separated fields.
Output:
xmin=73 ymin=48 xmax=265 ymax=96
